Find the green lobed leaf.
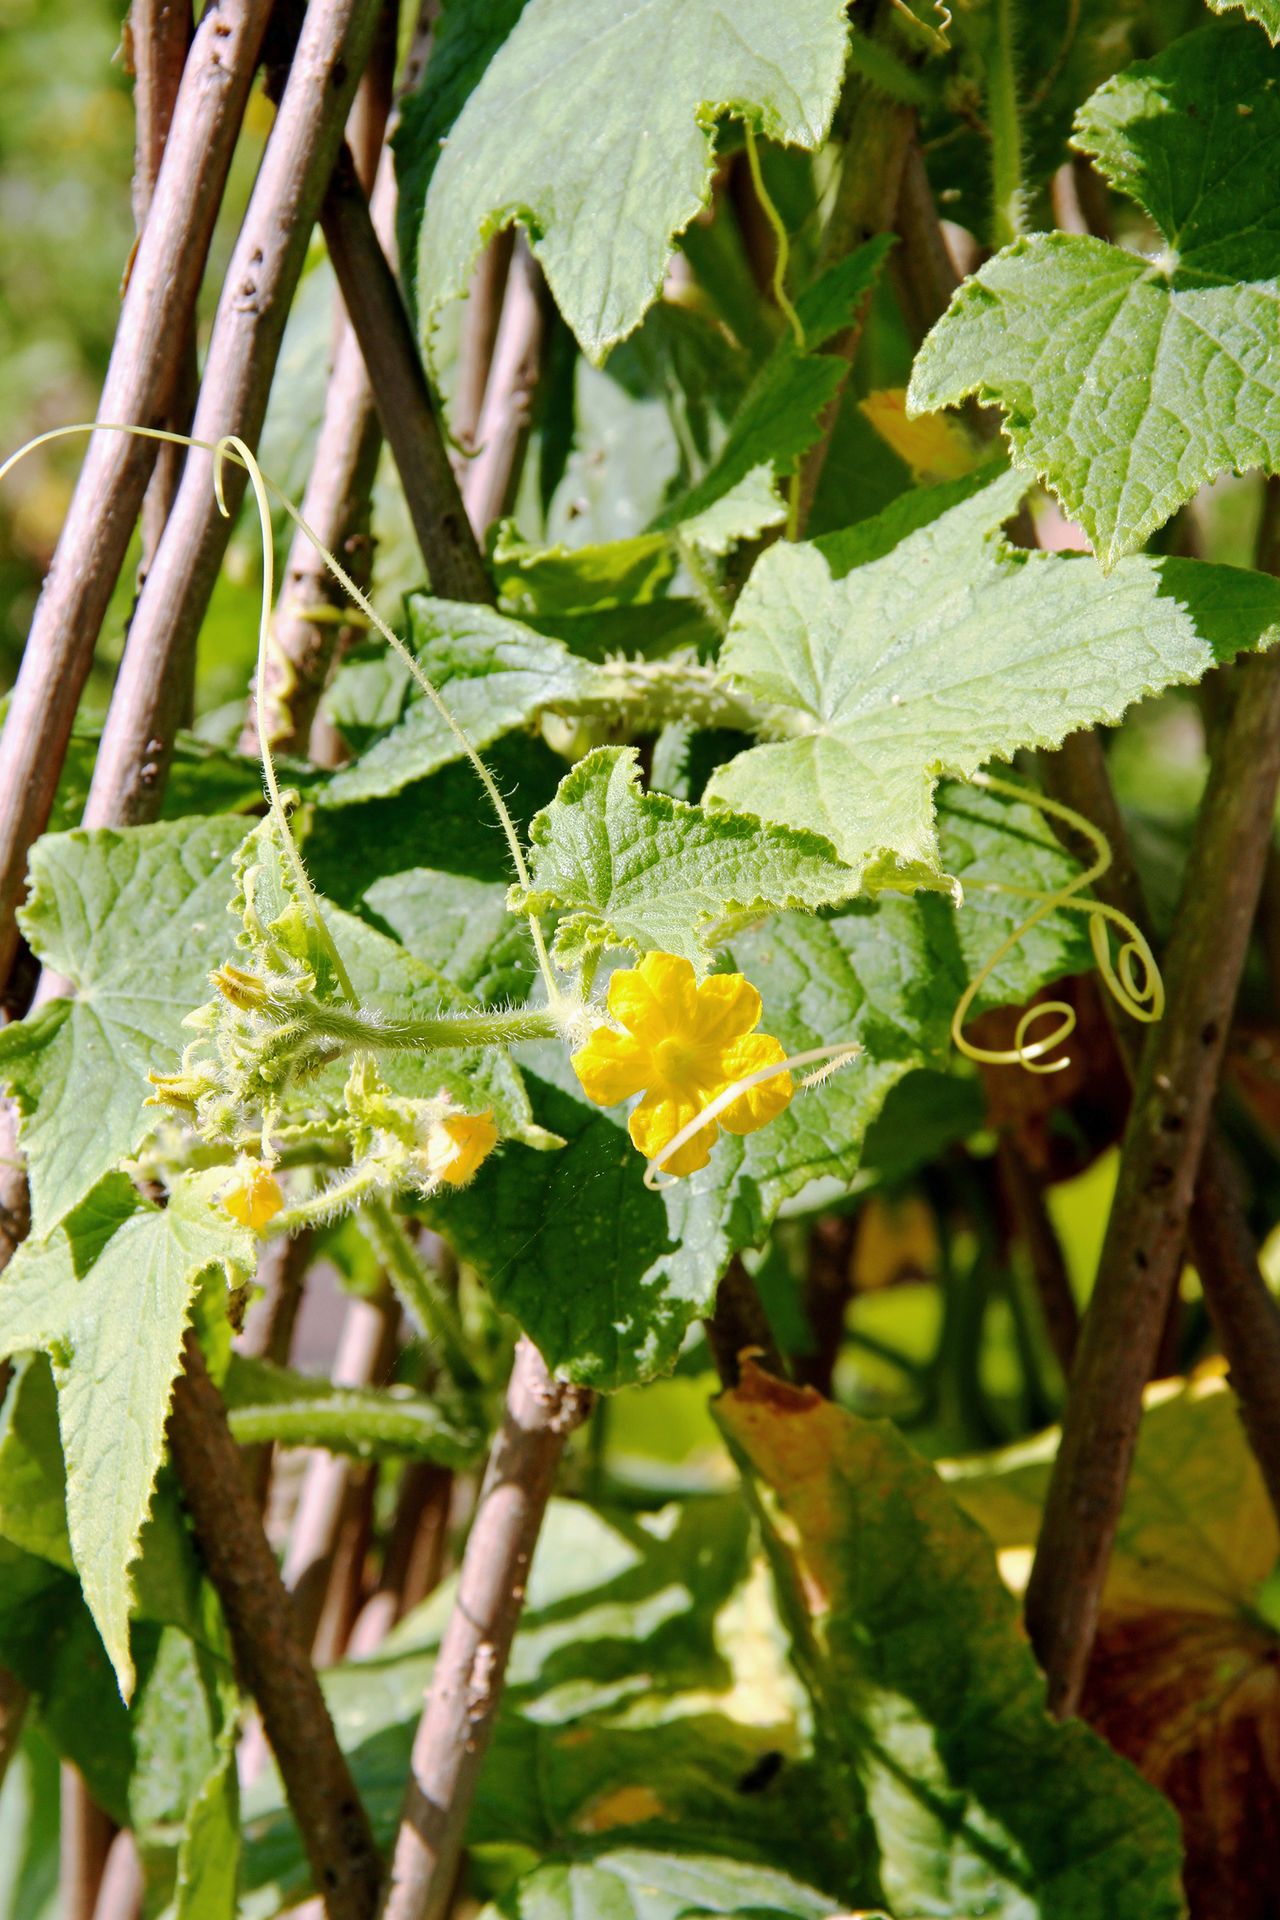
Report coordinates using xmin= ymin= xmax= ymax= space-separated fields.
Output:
xmin=718 ymin=1370 xmax=1187 ymax=1919
xmin=222 ymin=1355 xmax=485 ymax=1466
xmin=363 ymin=868 xmax=535 ymax=1006
xmin=393 ymin=0 xmax=531 ymax=323
xmin=0 ymin=1171 xmax=253 ymax=1697
xmin=319 ymin=599 xmax=600 ymax=808
xmin=431 ymin=784 xmax=1093 ymax=1388
xmin=241 ymin=1496 xmax=852 ymax=1914
xmin=1208 ymin=0 xmax=1280 ymax=38
xmin=479 ymin=1850 xmax=838 ymax=1920
xmin=908 ymin=26 xmax=1280 ymax=566
xmin=705 ymin=471 xmax=1280 ymax=883
xmin=512 ymin=745 xmax=857 ymax=971
xmin=414 ymin=0 xmax=851 ymax=360
xmin=220 ymin=814 xmax=543 ymax=1144
xmin=0 ymin=817 xmax=247 ymax=1237
xmin=129 ymin=1621 xmax=240 ymax=1920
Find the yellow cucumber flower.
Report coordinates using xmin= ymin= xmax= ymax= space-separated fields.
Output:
xmin=571 ymin=951 xmax=792 ymax=1178
xmin=425 ymin=1108 xmax=498 ymax=1187
xmin=220 ymin=1157 xmax=285 ymax=1233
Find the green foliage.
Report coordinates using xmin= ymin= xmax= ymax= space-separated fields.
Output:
xmin=431 ymin=787 xmax=1091 ymax=1389
xmin=0 ymin=1173 xmax=252 ymax=1696
xmin=707 ymin=472 xmax=1280 ymax=881
xmin=222 ymin=1355 xmax=485 ymax=1466
xmin=719 ymin=1373 xmax=1187 ymax=1917
xmin=411 ymin=0 xmax=851 ymax=359
xmin=910 ymin=27 xmax=1280 ymax=565
xmin=1206 ymin=0 xmax=1280 ymax=41
xmin=0 ymin=818 xmax=246 ymax=1235
xmin=512 ymin=745 xmax=855 ymax=970
xmin=17 ymin=1 xmax=1280 ymax=1905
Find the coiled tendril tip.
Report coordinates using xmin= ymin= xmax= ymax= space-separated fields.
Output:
xmin=951 ymin=769 xmax=1164 ymax=1075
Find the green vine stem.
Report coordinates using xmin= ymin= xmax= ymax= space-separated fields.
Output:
xmin=988 ymin=0 xmax=1027 ymax=249
xmin=361 ymin=1197 xmax=485 ymax=1395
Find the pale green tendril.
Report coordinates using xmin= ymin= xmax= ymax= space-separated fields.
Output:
xmin=1 ymin=422 xmax=565 ymax=1017
xmin=743 ymin=123 xmax=806 ymax=541
xmin=952 ymin=770 xmax=1164 ymax=1076
xmin=643 ymin=1042 xmax=862 ymax=1191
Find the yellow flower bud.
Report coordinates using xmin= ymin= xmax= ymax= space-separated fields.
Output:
xmin=426 ymin=1110 xmax=498 ymax=1188
xmin=221 ymin=1159 xmax=285 ymax=1232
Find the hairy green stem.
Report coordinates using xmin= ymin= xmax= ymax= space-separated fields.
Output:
xmin=988 ymin=0 xmax=1026 ymax=248
xmin=361 ymin=1198 xmax=484 ymax=1395
xmin=305 ymin=1003 xmax=561 ymax=1055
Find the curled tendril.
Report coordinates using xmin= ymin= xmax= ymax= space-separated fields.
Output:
xmin=951 ymin=770 xmax=1165 ymax=1075
xmin=0 ymin=422 xmax=564 ymax=1015
xmin=643 ymin=1042 xmax=862 ymax=1192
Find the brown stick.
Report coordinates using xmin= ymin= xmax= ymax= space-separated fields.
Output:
xmin=319 ymin=146 xmax=494 ymax=604
xmin=461 ymin=239 xmax=547 ymax=539
xmin=81 ymin=0 xmax=388 ymax=832
xmin=0 ymin=1662 xmax=27 ymax=1795
xmin=59 ymin=1768 xmax=114 ymax=1920
xmin=0 ymin=0 xmax=273 ymax=987
xmin=89 ymin=1831 xmax=145 ymax=1920
xmin=704 ymin=1257 xmax=786 ymax=1388
xmin=241 ymin=15 xmax=401 ymax=756
xmin=129 ymin=0 xmax=198 ymax=572
xmin=1025 ymin=647 xmax=1280 ymax=1717
xmin=378 ymin=1340 xmax=592 ymax=1920
xmin=237 ymin=1228 xmax=316 ymax=1506
xmin=452 ymin=233 xmax=515 ymax=458
xmin=284 ymin=1291 xmax=397 ymax=1652
xmin=168 ymin=1330 xmax=381 ymax=1920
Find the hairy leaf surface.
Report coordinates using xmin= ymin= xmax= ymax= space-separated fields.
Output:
xmin=513 ymin=745 xmax=856 ymax=969
xmin=719 ymin=1368 xmax=1187 ymax=1919
xmin=432 ymin=786 xmax=1093 ymax=1387
xmin=415 ymin=0 xmax=851 ymax=359
xmin=0 ymin=818 xmax=246 ymax=1236
xmin=909 ymin=28 xmax=1280 ymax=565
xmin=706 ymin=473 xmax=1280 ymax=883
xmin=0 ymin=1173 xmax=252 ymax=1697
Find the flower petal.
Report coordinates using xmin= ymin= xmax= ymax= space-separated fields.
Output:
xmin=691 ymin=970 xmax=763 ymax=1046
xmin=715 ymin=1032 xmax=793 ymax=1135
xmin=608 ymin=950 xmax=698 ymax=1044
xmin=628 ymin=1086 xmax=713 ymax=1177
xmin=572 ymin=1027 xmax=650 ymax=1107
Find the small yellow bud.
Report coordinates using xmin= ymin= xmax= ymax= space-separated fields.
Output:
xmin=221 ymin=1159 xmax=285 ymax=1232
xmin=145 ymin=1069 xmax=206 ymax=1112
xmin=210 ymin=963 xmax=270 ymax=1010
xmin=426 ymin=1110 xmax=498 ymax=1188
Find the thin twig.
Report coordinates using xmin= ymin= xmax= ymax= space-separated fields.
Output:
xmin=796 ymin=1218 xmax=856 ymax=1397
xmin=1025 ymin=646 xmax=1280 ymax=1716
xmin=793 ymin=83 xmax=914 ymax=532
xmin=283 ymin=1290 xmax=398 ymax=1653
xmin=168 ymin=1330 xmax=382 ymax=1920
xmin=81 ymin=0 xmax=389 ymax=831
xmin=378 ymin=1339 xmax=592 ymax=1920
xmin=89 ymin=1830 xmax=144 ymax=1920
xmin=59 ymin=1768 xmax=114 ymax=1920
xmin=0 ymin=0 xmax=273 ymax=989
xmin=0 ymin=1662 xmax=26 ymax=1795
xmin=461 ymin=238 xmax=547 ymax=538
xmin=242 ymin=6 xmax=403 ymax=756
xmin=128 ymin=0 xmax=198 ymax=574
xmin=452 ymin=233 xmax=516 ymax=458
xmin=319 ymin=145 xmax=494 ymax=603
xmin=704 ymin=1257 xmax=786 ymax=1388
